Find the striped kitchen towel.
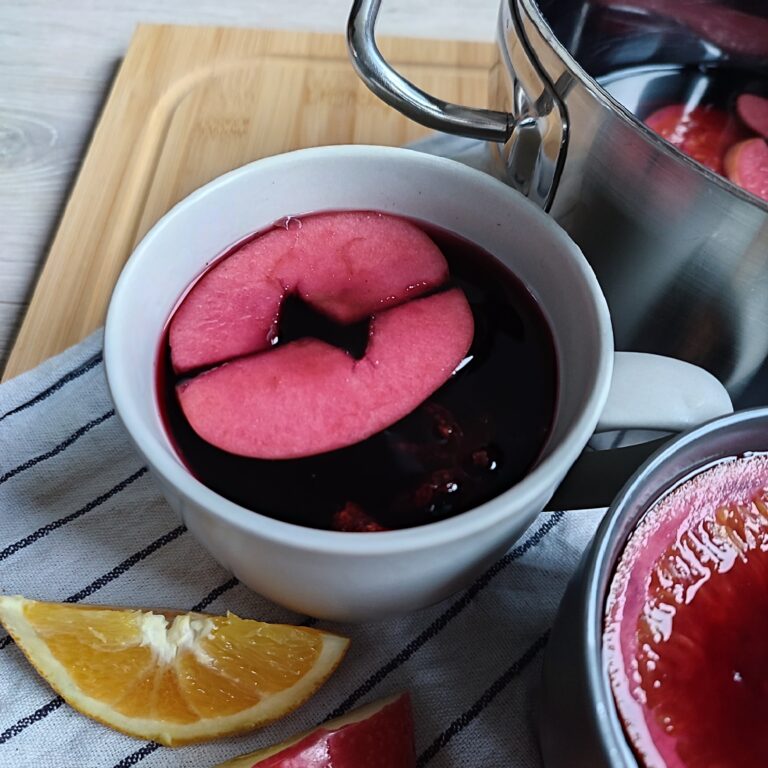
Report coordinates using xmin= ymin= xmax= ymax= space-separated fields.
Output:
xmin=0 ymin=331 xmax=604 ymax=768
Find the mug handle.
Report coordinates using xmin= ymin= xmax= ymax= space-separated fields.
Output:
xmin=549 ymin=352 xmax=733 ymax=510
xmin=598 ymin=351 xmax=733 ymax=432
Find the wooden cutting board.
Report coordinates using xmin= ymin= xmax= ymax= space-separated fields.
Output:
xmin=2 ymin=24 xmax=499 ymax=381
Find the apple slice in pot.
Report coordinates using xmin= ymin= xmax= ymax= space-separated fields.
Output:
xmin=736 ymin=93 xmax=768 ymax=139
xmin=724 ymin=137 xmax=768 ymax=202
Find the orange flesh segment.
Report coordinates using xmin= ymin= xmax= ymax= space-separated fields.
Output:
xmin=0 ymin=597 xmax=348 ymax=746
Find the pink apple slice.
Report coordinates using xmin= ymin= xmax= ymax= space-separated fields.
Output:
xmin=724 ymin=137 xmax=768 ymax=202
xmin=177 ymin=289 xmax=473 ymax=459
xmin=216 ymin=692 xmax=415 ymax=768
xmin=169 ymin=212 xmax=449 ymax=374
xmin=644 ymin=104 xmax=742 ymax=174
xmin=736 ymin=93 xmax=768 ymax=139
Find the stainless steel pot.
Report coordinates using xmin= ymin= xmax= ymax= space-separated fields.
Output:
xmin=348 ymin=0 xmax=768 ymax=396
xmin=538 ymin=406 xmax=768 ymax=767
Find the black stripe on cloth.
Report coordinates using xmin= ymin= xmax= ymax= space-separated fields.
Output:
xmin=191 ymin=576 xmax=239 ymax=612
xmin=190 ymin=579 xmax=315 ymax=628
xmin=112 ymin=742 xmax=161 ymax=768
xmin=324 ymin=511 xmax=565 ymax=721
xmin=0 ymin=697 xmax=65 ymax=745
xmin=416 ymin=631 xmax=550 ymax=766
xmin=0 ymin=409 xmax=115 ymax=487
xmin=0 ymin=352 xmax=103 ymax=424
xmin=0 ymin=467 xmax=148 ymax=563
xmin=64 ymin=525 xmax=187 ymax=603
xmin=0 ymin=525 xmax=187 ymax=652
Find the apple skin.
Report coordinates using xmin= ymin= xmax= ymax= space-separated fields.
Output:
xmin=736 ymin=93 xmax=768 ymax=139
xmin=724 ymin=137 xmax=768 ymax=203
xmin=217 ymin=692 xmax=416 ymax=768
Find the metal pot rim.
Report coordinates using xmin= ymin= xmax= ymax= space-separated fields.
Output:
xmin=516 ymin=0 xmax=768 ymax=213
xmin=574 ymin=405 xmax=768 ymax=763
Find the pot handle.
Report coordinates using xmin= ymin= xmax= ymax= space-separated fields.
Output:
xmin=347 ymin=0 xmax=513 ymax=142
xmin=348 ymin=0 xmax=567 ymax=209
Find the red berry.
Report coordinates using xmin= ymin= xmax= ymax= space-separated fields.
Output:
xmin=332 ymin=503 xmax=387 ymax=533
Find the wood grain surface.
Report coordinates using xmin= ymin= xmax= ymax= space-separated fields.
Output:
xmin=0 ymin=0 xmax=499 ymax=373
xmin=3 ymin=26 xmax=498 ymax=379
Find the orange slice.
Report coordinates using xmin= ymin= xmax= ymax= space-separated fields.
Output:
xmin=0 ymin=595 xmax=348 ymax=746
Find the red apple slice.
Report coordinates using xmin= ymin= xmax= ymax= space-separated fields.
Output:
xmin=605 ymin=455 xmax=768 ymax=768
xmin=177 ymin=289 xmax=473 ymax=458
xmin=594 ymin=0 xmax=768 ymax=59
xmin=216 ymin=692 xmax=416 ymax=768
xmin=169 ymin=212 xmax=449 ymax=374
xmin=645 ymin=105 xmax=742 ymax=174
xmin=724 ymin=137 xmax=768 ymax=202
xmin=736 ymin=93 xmax=768 ymax=139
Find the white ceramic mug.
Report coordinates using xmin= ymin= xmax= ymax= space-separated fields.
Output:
xmin=104 ymin=145 xmax=732 ymax=622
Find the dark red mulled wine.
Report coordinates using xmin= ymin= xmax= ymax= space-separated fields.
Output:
xmin=157 ymin=215 xmax=558 ymax=531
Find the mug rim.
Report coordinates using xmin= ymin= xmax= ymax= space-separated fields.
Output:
xmin=104 ymin=144 xmax=614 ymax=555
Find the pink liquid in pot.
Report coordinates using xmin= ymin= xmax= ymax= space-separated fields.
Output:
xmin=604 ymin=453 xmax=768 ymax=768
xmin=601 ymin=64 xmax=768 ymax=202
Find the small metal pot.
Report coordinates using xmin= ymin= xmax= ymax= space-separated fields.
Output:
xmin=348 ymin=0 xmax=768 ymax=396
xmin=538 ymin=406 xmax=768 ymax=767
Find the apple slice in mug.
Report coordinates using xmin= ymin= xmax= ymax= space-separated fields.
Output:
xmin=216 ymin=692 xmax=416 ymax=768
xmin=170 ymin=211 xmax=474 ymax=459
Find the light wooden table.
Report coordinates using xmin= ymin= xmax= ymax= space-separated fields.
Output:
xmin=0 ymin=0 xmax=498 ymax=368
